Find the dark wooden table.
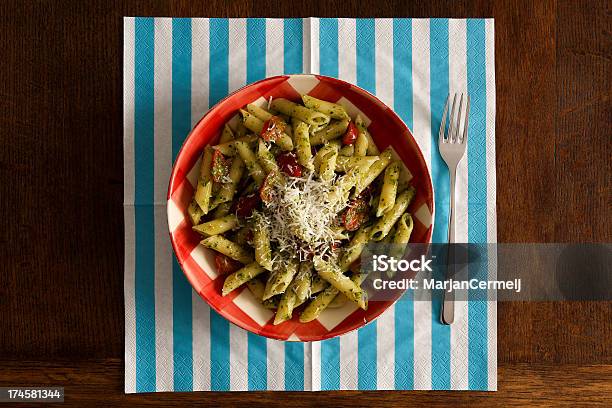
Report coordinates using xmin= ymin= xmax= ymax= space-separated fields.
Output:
xmin=1 ymin=0 xmax=610 ymax=406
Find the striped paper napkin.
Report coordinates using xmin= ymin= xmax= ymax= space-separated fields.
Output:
xmin=124 ymin=17 xmax=497 ymax=392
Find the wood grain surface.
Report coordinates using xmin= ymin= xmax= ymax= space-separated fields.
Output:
xmin=0 ymin=0 xmax=610 ymax=406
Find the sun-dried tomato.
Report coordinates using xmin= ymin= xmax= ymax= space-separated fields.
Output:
xmin=342 ymin=121 xmax=359 ymax=145
xmin=259 ymin=170 xmax=279 ymax=203
xmin=215 ymin=253 xmax=242 ymax=274
xmin=234 ymin=194 xmax=260 ymax=217
xmin=211 ymin=150 xmax=231 ymax=183
xmin=342 ymin=197 xmax=369 ymax=231
xmin=276 ymin=151 xmax=302 ymax=177
xmin=260 ymin=116 xmax=286 ymax=142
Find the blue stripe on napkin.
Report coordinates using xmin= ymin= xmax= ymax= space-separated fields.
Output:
xmin=319 ymin=19 xmax=338 ymax=77
xmin=282 ymin=20 xmax=307 ymax=390
xmin=318 ymin=18 xmax=342 ymax=392
xmin=247 ymin=18 xmax=266 ymax=83
xmin=171 ymin=18 xmax=194 ymax=391
xmin=467 ymin=19 xmax=489 ymax=390
xmin=356 ymin=19 xmax=376 ymax=95
xmin=134 ymin=17 xmax=157 ymax=393
xmin=285 ymin=343 xmax=305 ymax=390
xmin=248 ymin=335 xmax=267 ymax=390
xmin=208 ymin=18 xmax=231 ymax=392
xmin=245 ymin=17 xmax=269 ymax=391
xmin=392 ymin=19 xmax=415 ymax=390
xmin=429 ymin=18 xmax=451 ymax=390
xmin=356 ymin=17 xmax=377 ymax=391
xmin=284 ymin=19 xmax=303 ymax=74
xmin=321 ymin=338 xmax=340 ymax=390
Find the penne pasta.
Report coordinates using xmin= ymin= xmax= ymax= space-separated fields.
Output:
xmin=294 ymin=121 xmax=314 ymax=170
xmin=299 ymin=285 xmax=340 ymax=323
xmin=339 ymin=144 xmax=355 ymax=156
xmin=314 ymin=258 xmax=366 ymax=309
xmin=187 ymin=199 xmax=204 ymax=225
xmin=274 ymin=263 xmax=312 ymax=325
xmin=192 ymin=214 xmax=239 ymax=236
xmin=187 ymin=94 xmax=420 ymax=329
xmin=211 ymin=156 xmax=245 ymax=206
xmin=199 ymin=146 xmax=214 ymax=182
xmin=256 ymin=139 xmax=280 ymax=174
xmin=241 ymin=109 xmax=293 ymax=151
xmin=335 ymin=155 xmax=378 ymax=172
xmin=232 ymin=226 xmax=251 ymax=247
xmin=219 ymin=123 xmax=235 ymax=143
xmin=387 ymin=213 xmax=415 ymax=271
xmin=271 ymin=98 xmax=331 ymax=127
xmin=246 ymin=278 xmax=279 ymax=309
xmin=310 ymin=273 xmax=328 ymax=294
xmin=194 ymin=179 xmax=213 ymax=214
xmin=240 ymin=109 xmax=265 ymax=134
xmin=253 ymin=213 xmax=273 ymax=271
xmin=353 ymin=147 xmax=393 ymax=197
xmin=354 ymin=128 xmax=368 ymax=157
xmin=246 ymin=103 xmax=274 ymax=122
xmin=213 ymin=134 xmax=258 ymax=156
xmin=319 ymin=148 xmax=339 ymax=182
xmin=328 ymin=268 xmax=371 ymax=309
xmin=370 ymin=186 xmax=416 ymax=241
xmin=355 ymin=114 xmax=379 ymax=155
xmin=302 ymin=94 xmax=349 ymax=119
xmin=377 ymin=161 xmax=401 ymax=216
xmin=212 ymin=201 xmax=232 ymax=219
xmin=233 ymin=140 xmax=266 ymax=186
xmin=234 ymin=120 xmax=248 ymax=138
xmin=310 ymin=118 xmax=350 ymax=145
xmin=339 ymin=226 xmax=372 ymax=272
xmin=269 ymin=98 xmax=296 ymax=116
xmin=200 ymin=235 xmax=253 ymax=265
xmin=263 ymin=259 xmax=298 ymax=300
xmin=393 ymin=213 xmax=414 ymax=245
xmin=313 ymin=140 xmax=341 ymax=171
xmin=222 ymin=262 xmax=265 ymax=296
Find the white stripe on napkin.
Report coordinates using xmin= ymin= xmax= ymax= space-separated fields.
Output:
xmin=310 ymin=18 xmax=320 ymax=74
xmin=374 ymin=19 xmax=393 ymax=108
xmin=229 ymin=19 xmax=247 ymax=93
xmin=338 ymin=19 xmax=356 ymax=84
xmin=190 ymin=18 xmax=212 ymax=392
xmin=192 ymin=293 xmax=211 ymax=390
xmin=267 ymin=340 xmax=285 ymax=390
xmin=230 ymin=324 xmax=249 ymax=390
xmin=153 ymin=18 xmax=174 ymax=391
xmin=191 ymin=19 xmax=210 ymax=127
xmin=339 ymin=331 xmax=358 ymax=389
xmin=411 ymin=18 xmax=433 ymax=390
xmin=266 ymin=19 xmax=284 ymax=77
xmin=448 ymin=18 xmax=469 ymax=391
xmin=123 ymin=16 xmax=137 ymax=394
xmin=485 ymin=19 xmax=498 ymax=391
xmin=373 ymin=18 xmax=396 ymax=392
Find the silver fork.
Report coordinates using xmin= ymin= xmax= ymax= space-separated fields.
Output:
xmin=438 ymin=93 xmax=470 ymax=325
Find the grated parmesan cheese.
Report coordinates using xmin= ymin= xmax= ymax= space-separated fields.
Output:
xmin=255 ymin=171 xmax=350 ymax=267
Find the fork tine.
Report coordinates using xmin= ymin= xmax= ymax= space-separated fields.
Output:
xmin=453 ymin=93 xmax=464 ymax=143
xmin=438 ymin=94 xmax=450 ymax=144
xmin=447 ymin=93 xmax=458 ymax=143
xmin=461 ymin=94 xmax=471 ymax=144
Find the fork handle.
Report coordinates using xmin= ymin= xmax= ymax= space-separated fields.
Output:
xmin=441 ymin=166 xmax=457 ymax=325
xmin=447 ymin=166 xmax=457 ymax=244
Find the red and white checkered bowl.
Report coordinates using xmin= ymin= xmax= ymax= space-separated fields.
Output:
xmin=167 ymin=74 xmax=434 ymax=341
